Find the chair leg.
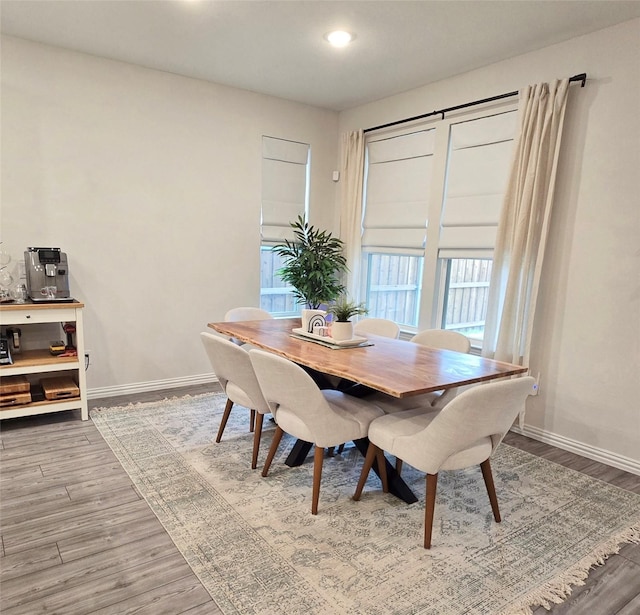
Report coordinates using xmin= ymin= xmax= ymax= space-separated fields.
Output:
xmin=215 ymin=398 xmax=234 ymax=443
xmin=396 ymin=458 xmax=403 ymax=476
xmin=261 ymin=426 xmax=284 ymax=477
xmin=480 ymin=459 xmax=501 ymax=522
xmin=251 ymin=413 xmax=264 ymax=470
xmin=353 ymin=442 xmax=378 ymax=501
xmin=337 ymin=443 xmax=345 ymax=454
xmin=424 ymin=473 xmax=438 ymax=549
xmin=249 ymin=409 xmax=256 ymax=433
xmin=311 ymin=446 xmax=324 ymax=515
xmin=376 ymin=448 xmax=389 ymax=493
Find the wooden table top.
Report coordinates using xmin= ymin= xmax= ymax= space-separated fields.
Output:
xmin=0 ymin=300 xmax=85 ymax=311
xmin=208 ymin=318 xmax=528 ymax=399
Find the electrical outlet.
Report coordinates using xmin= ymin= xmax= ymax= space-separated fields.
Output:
xmin=531 ymin=372 xmax=540 ymax=395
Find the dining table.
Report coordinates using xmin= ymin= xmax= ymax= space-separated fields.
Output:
xmin=208 ymin=317 xmax=528 ymax=503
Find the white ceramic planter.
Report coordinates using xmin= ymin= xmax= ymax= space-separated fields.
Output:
xmin=331 ymin=321 xmax=353 ymax=341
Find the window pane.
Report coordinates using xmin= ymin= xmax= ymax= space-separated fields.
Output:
xmin=441 ymin=258 xmax=492 ymax=344
xmin=259 ymin=247 xmax=299 ymax=316
xmin=261 ymin=135 xmax=309 ymax=314
xmin=363 ymin=253 xmax=422 ymax=327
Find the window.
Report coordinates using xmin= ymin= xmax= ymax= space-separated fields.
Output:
xmin=363 ymin=253 xmax=422 ymax=327
xmin=440 ymin=258 xmax=493 ymax=344
xmin=260 ymin=136 xmax=310 ymax=316
xmin=360 ymin=129 xmax=435 ymax=327
xmin=435 ymin=111 xmax=516 ymax=345
xmin=360 ymin=107 xmax=516 ymax=346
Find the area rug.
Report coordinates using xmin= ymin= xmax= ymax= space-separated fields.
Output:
xmin=91 ymin=393 xmax=640 ymax=615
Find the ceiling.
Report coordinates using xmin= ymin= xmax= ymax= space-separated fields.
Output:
xmin=2 ymin=0 xmax=639 ymax=111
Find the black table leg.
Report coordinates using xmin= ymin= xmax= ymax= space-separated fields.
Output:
xmin=284 ymin=439 xmax=313 ymax=467
xmin=352 ymin=437 xmax=418 ymax=504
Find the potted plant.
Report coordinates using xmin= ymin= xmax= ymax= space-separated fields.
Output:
xmin=273 ymin=215 xmax=348 ymax=330
xmin=326 ymin=296 xmax=368 ymax=340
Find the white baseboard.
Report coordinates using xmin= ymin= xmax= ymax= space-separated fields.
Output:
xmin=511 ymin=423 xmax=640 ymax=477
xmin=88 ymin=373 xmax=218 ymax=400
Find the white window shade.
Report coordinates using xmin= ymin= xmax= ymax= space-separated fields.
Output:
xmin=261 ymin=136 xmax=309 ymax=244
xmin=362 ymin=130 xmax=434 ymax=254
xmin=439 ymin=112 xmax=516 ymax=255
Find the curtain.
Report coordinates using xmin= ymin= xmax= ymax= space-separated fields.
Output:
xmin=482 ymin=79 xmax=570 ymax=366
xmin=339 ymin=130 xmax=365 ymax=299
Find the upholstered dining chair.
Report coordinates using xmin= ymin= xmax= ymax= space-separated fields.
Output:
xmin=248 ymin=348 xmax=384 ymax=515
xmin=353 ymin=376 xmax=535 ymax=548
xmin=200 ymin=332 xmax=271 ymax=469
xmin=224 ymin=306 xmax=273 ymax=322
xmin=224 ymin=306 xmax=273 ymax=348
xmin=410 ymin=328 xmax=471 ymax=353
xmin=370 ymin=328 xmax=472 ymax=417
xmin=353 ymin=317 xmax=400 ymax=339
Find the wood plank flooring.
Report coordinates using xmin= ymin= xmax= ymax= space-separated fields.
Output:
xmin=1 ymin=383 xmax=639 ymax=614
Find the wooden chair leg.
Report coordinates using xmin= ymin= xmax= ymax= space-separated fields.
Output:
xmin=353 ymin=442 xmax=378 ymax=501
xmin=311 ymin=446 xmax=324 ymax=515
xmin=215 ymin=398 xmax=234 ymax=443
xmin=249 ymin=409 xmax=256 ymax=433
xmin=261 ymin=426 xmax=284 ymax=477
xmin=424 ymin=473 xmax=438 ymax=549
xmin=396 ymin=458 xmax=403 ymax=476
xmin=251 ymin=413 xmax=264 ymax=469
xmin=337 ymin=443 xmax=345 ymax=454
xmin=480 ymin=459 xmax=501 ymax=522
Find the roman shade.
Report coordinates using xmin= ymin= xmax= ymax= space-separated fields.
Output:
xmin=438 ymin=111 xmax=517 ymax=258
xmin=362 ymin=129 xmax=435 ymax=254
xmin=261 ymin=136 xmax=309 ymax=244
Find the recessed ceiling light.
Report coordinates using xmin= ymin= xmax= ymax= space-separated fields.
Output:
xmin=324 ymin=31 xmax=355 ymax=48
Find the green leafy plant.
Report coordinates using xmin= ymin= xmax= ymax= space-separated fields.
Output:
xmin=273 ymin=215 xmax=348 ymax=309
xmin=326 ymin=296 xmax=368 ymax=322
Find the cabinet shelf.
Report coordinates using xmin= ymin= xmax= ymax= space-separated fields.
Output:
xmin=0 ymin=397 xmax=84 ymax=420
xmin=1 ymin=349 xmax=80 ymax=375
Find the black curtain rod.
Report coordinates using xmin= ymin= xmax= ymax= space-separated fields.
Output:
xmin=363 ymin=72 xmax=587 ymax=134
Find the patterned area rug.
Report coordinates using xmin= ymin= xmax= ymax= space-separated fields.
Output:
xmin=91 ymin=393 xmax=640 ymax=615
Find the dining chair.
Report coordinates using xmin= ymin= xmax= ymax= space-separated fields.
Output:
xmin=200 ymin=332 xmax=271 ymax=469
xmin=353 ymin=317 xmax=400 ymax=339
xmin=371 ymin=328 xmax=472 ymax=416
xmin=353 ymin=375 xmax=535 ymax=548
xmin=224 ymin=306 xmax=273 ymax=322
xmin=224 ymin=307 xmax=273 ymax=348
xmin=248 ymin=348 xmax=384 ymax=514
xmin=410 ymin=329 xmax=471 ymax=353
xmin=331 ymin=318 xmax=398 ymax=455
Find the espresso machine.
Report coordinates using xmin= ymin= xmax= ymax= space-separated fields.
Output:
xmin=24 ymin=247 xmax=73 ymax=302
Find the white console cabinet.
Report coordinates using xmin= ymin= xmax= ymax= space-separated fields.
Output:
xmin=0 ymin=301 xmax=88 ymax=420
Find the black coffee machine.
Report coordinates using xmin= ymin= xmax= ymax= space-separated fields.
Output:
xmin=24 ymin=247 xmax=73 ymax=302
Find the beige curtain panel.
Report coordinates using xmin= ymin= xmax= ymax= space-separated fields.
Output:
xmin=339 ymin=130 xmax=365 ymax=299
xmin=483 ymin=79 xmax=570 ymax=366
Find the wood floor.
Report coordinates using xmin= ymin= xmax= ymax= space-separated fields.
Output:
xmin=1 ymin=383 xmax=639 ymax=615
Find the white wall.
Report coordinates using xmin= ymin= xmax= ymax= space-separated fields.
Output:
xmin=340 ymin=19 xmax=640 ymax=470
xmin=1 ymin=37 xmax=339 ymax=394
